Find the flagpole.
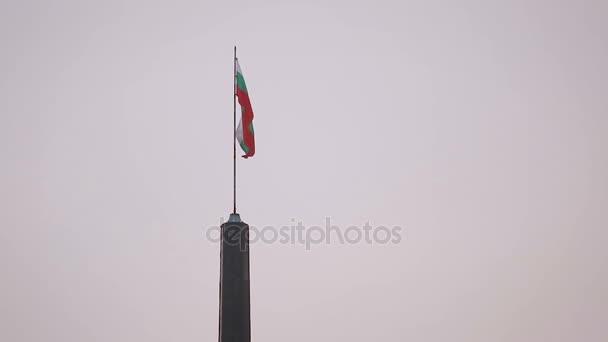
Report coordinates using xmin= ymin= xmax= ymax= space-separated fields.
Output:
xmin=233 ymin=46 xmax=237 ymax=214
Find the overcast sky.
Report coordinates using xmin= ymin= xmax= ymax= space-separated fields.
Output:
xmin=1 ymin=0 xmax=607 ymax=341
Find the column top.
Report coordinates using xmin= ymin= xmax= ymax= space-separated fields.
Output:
xmin=228 ymin=213 xmax=241 ymax=222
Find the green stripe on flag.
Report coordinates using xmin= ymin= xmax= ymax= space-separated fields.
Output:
xmin=236 ymin=73 xmax=248 ymax=93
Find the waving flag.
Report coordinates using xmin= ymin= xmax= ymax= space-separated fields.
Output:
xmin=235 ymin=59 xmax=255 ymax=158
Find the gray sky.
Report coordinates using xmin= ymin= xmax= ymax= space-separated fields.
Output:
xmin=1 ymin=0 xmax=607 ymax=341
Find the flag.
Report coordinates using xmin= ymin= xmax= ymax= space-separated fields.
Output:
xmin=235 ymin=59 xmax=255 ymax=158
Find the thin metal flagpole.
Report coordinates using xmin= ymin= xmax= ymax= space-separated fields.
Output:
xmin=233 ymin=46 xmax=237 ymax=214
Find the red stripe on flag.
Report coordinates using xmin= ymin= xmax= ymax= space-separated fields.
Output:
xmin=237 ymin=87 xmax=255 ymax=158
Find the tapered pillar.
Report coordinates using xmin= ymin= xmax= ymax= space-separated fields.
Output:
xmin=219 ymin=213 xmax=251 ymax=342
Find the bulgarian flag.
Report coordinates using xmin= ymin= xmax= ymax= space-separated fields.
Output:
xmin=235 ymin=59 xmax=255 ymax=158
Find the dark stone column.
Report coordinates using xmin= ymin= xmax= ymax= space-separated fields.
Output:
xmin=218 ymin=213 xmax=250 ymax=342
